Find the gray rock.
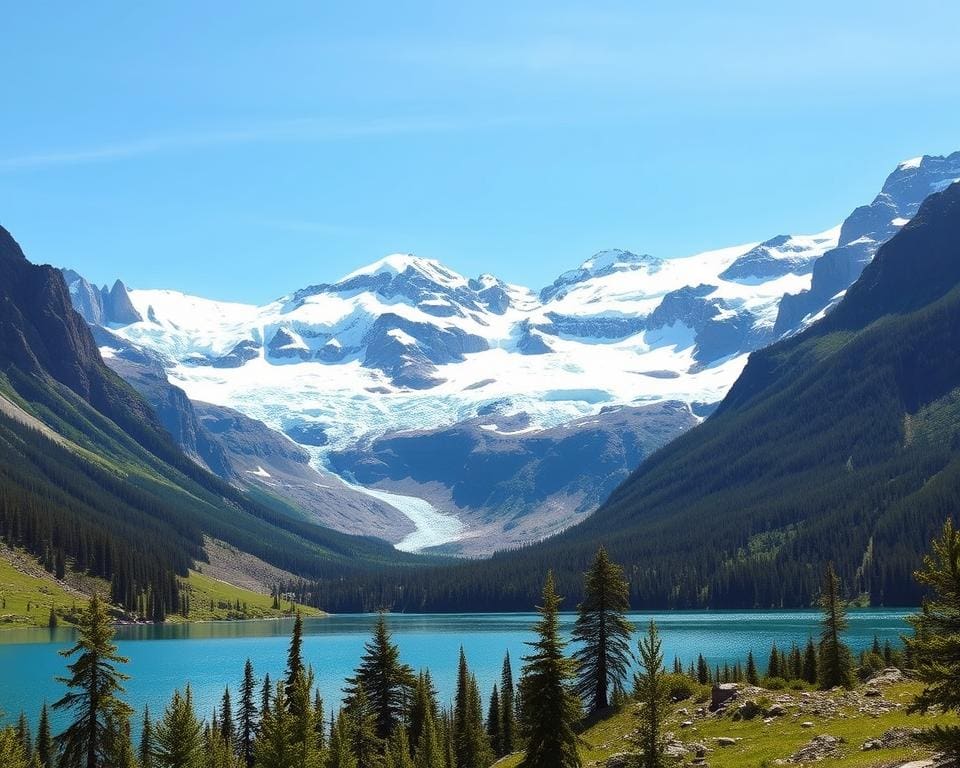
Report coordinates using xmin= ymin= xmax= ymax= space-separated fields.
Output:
xmin=710 ymin=683 xmax=740 ymax=711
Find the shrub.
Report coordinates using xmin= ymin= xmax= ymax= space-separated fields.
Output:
xmin=760 ymin=676 xmax=788 ymax=690
xmin=661 ymin=673 xmax=702 ymax=702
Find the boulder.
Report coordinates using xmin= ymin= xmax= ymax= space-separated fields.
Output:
xmin=711 ymin=683 xmax=740 ymax=711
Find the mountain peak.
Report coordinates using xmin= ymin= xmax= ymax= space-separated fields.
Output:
xmin=337 ymin=253 xmax=468 ymax=288
xmin=0 ymin=224 xmax=27 ymax=261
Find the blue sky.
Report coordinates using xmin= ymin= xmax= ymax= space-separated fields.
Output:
xmin=2 ymin=2 xmax=960 ymax=303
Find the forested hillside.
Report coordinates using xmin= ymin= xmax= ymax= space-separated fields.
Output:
xmin=308 ymin=182 xmax=960 ymax=612
xmin=0 ymin=225 xmax=422 ymax=620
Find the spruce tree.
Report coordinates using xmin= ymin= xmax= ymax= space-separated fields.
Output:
xmin=385 ymin=727 xmax=414 ymax=768
xmin=344 ymin=614 xmax=415 ymax=740
xmin=220 ymin=687 xmax=235 ymax=748
xmin=745 ymin=651 xmax=758 ymax=685
xmin=485 ymin=685 xmax=501 ymax=757
xmin=108 ymin=714 xmax=136 ymax=768
xmin=906 ymin=519 xmax=960 ymax=756
xmin=412 ymin=694 xmax=443 ymax=768
xmin=788 ymin=643 xmax=803 ymax=681
xmin=453 ymin=650 xmax=490 ymax=768
xmin=262 ymin=674 xmax=272 ymax=720
xmin=238 ymin=659 xmax=258 ymax=768
xmin=16 ymin=712 xmax=32 ymax=762
xmin=0 ymin=726 xmax=29 ymax=768
xmin=802 ymin=638 xmax=818 ymax=684
xmin=409 ymin=671 xmax=439 ymax=762
xmin=695 ymin=654 xmax=709 ymax=685
xmin=346 ymin=683 xmax=381 ymax=768
xmin=203 ymin=723 xmax=233 ymax=768
xmin=499 ymin=654 xmax=516 ymax=756
xmin=153 ymin=687 xmax=205 ymax=768
xmin=326 ymin=711 xmax=357 ymax=768
xmin=140 ymin=706 xmax=155 ymax=768
xmin=53 ymin=594 xmax=132 ymax=768
xmin=634 ymin=621 xmax=668 ymax=768
xmin=289 ymin=672 xmax=323 ymax=768
xmin=518 ymin=571 xmax=581 ymax=768
xmin=286 ymin=612 xmax=306 ymax=708
xmin=314 ymin=691 xmax=327 ymax=756
xmin=766 ymin=643 xmax=780 ymax=679
xmin=255 ymin=682 xmax=296 ymax=768
xmin=572 ymin=547 xmax=634 ymax=713
xmin=35 ymin=703 xmax=52 ymax=768
xmin=818 ymin=563 xmax=854 ymax=689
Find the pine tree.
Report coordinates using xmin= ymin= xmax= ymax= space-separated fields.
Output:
xmin=408 ymin=671 xmax=436 ymax=761
xmin=255 ymin=682 xmax=296 ymax=768
xmin=766 ymin=643 xmax=780 ymax=679
xmin=453 ymin=650 xmax=490 ymax=768
xmin=346 ymin=683 xmax=381 ymax=768
xmin=518 ymin=571 xmax=581 ymax=768
xmin=695 ymin=654 xmax=709 ymax=685
xmin=141 ymin=706 xmax=155 ymax=768
xmin=571 ymin=547 xmax=634 ymax=713
xmin=0 ymin=726 xmax=29 ymax=768
xmin=412 ymin=693 xmax=444 ymax=768
xmin=485 ymin=685 xmax=501 ymax=757
xmin=220 ymin=687 xmax=236 ymax=748
xmin=35 ymin=703 xmax=52 ymax=768
xmin=344 ymin=614 xmax=415 ymax=740
xmin=16 ymin=712 xmax=32 ymax=762
xmin=286 ymin=612 xmax=306 ymax=709
xmin=906 ymin=519 xmax=960 ymax=757
xmin=153 ymin=687 xmax=205 ymax=768
xmin=745 ymin=651 xmax=758 ymax=685
xmin=314 ymin=691 xmax=327 ymax=756
xmin=289 ymin=672 xmax=323 ymax=768
xmin=108 ymin=713 xmax=136 ymax=768
xmin=53 ymin=593 xmax=132 ymax=768
xmin=788 ymin=643 xmax=802 ymax=681
xmin=385 ymin=727 xmax=414 ymax=768
xmin=262 ymin=674 xmax=272 ymax=719
xmin=238 ymin=659 xmax=258 ymax=768
xmin=802 ymin=638 xmax=818 ymax=684
xmin=818 ymin=563 xmax=854 ymax=689
xmin=203 ymin=723 xmax=234 ymax=768
xmin=326 ymin=711 xmax=357 ymax=768
xmin=499 ymin=654 xmax=516 ymax=756
xmin=634 ymin=621 xmax=669 ymax=768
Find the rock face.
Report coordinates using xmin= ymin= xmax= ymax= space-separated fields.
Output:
xmin=774 ymin=152 xmax=960 ymax=334
xmin=61 ymin=270 xmax=143 ymax=326
xmin=0 ymin=228 xmax=160 ymax=438
xmin=91 ymin=328 xmax=414 ymax=541
xmin=329 ymin=401 xmax=698 ymax=554
xmin=50 ymin=150 xmax=960 ymax=554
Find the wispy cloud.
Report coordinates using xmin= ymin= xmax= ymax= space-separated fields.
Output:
xmin=0 ymin=114 xmax=523 ymax=171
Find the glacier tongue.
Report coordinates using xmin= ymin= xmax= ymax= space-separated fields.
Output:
xmin=350 ymin=484 xmax=465 ymax=552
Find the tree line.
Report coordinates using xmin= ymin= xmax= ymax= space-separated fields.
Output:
xmin=8 ymin=526 xmax=960 ymax=768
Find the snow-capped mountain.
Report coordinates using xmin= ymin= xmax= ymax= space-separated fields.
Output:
xmin=774 ymin=151 xmax=960 ymax=333
xmin=61 ymin=151 xmax=957 ymax=555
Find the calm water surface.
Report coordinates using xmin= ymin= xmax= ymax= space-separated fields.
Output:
xmin=0 ymin=610 xmax=910 ymax=730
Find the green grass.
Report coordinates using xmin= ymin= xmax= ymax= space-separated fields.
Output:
xmin=170 ymin=570 xmax=324 ymax=623
xmin=497 ymin=681 xmax=949 ymax=767
xmin=0 ymin=550 xmax=93 ymax=629
xmin=0 ymin=548 xmax=321 ymax=628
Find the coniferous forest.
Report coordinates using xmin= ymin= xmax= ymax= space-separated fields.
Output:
xmin=5 ymin=534 xmax=960 ymax=768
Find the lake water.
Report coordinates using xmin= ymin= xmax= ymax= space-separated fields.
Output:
xmin=0 ymin=610 xmax=911 ymax=730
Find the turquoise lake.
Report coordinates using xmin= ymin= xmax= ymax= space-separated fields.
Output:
xmin=0 ymin=610 xmax=910 ymax=730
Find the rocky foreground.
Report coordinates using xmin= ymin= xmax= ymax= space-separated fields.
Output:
xmin=499 ymin=669 xmax=956 ymax=768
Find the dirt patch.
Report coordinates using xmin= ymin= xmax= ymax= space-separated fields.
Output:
xmin=200 ymin=537 xmax=300 ymax=594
